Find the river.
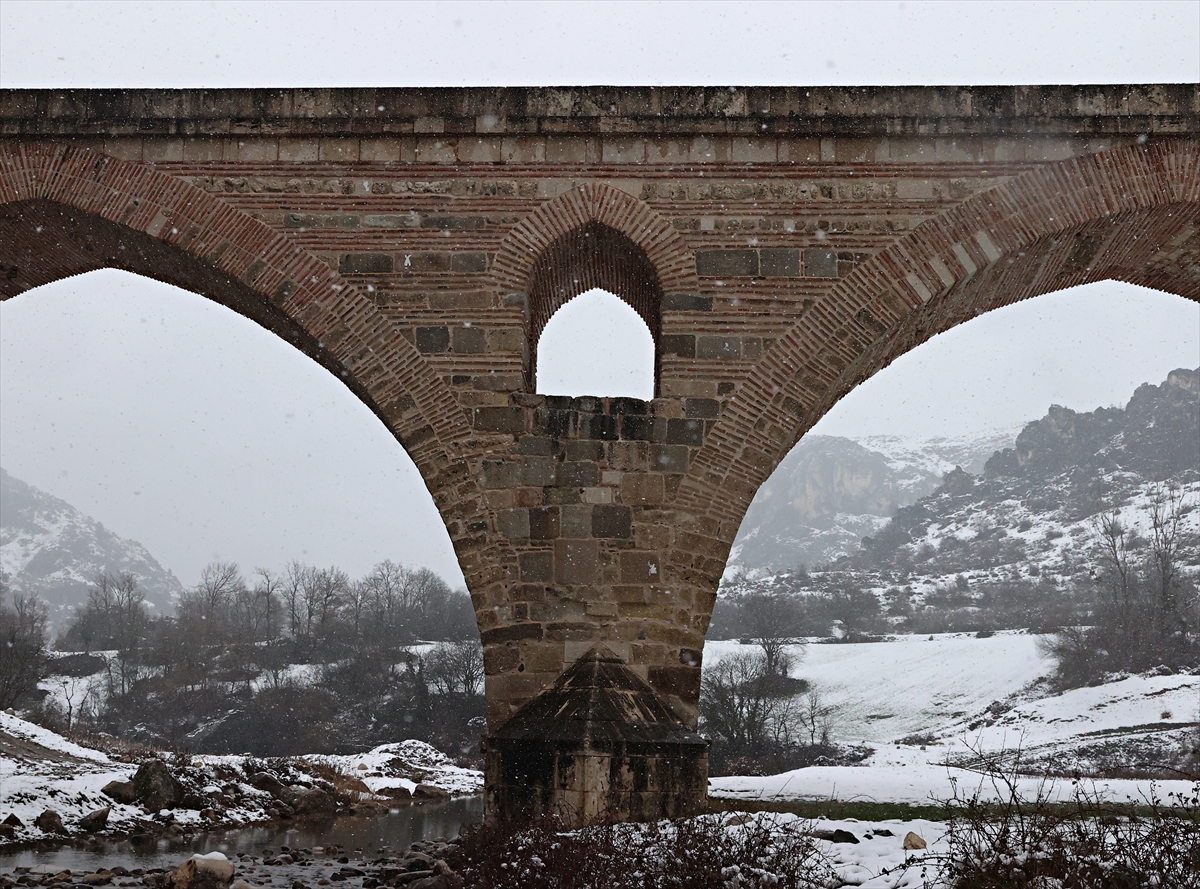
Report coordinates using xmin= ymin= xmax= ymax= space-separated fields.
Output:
xmin=0 ymin=796 xmax=483 ymax=872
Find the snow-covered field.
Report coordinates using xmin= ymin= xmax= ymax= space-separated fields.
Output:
xmin=6 ymin=632 xmax=1196 ymax=887
xmin=706 ymin=633 xmax=1199 ymax=809
xmin=708 ymin=631 xmax=1048 ymax=744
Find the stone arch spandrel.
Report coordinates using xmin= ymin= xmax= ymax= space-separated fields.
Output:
xmin=491 ymin=182 xmax=696 ymax=394
xmin=492 ymin=181 xmax=698 ymax=299
xmin=0 ymin=143 xmax=496 ymax=578
xmin=673 ymin=140 xmax=1200 ymax=545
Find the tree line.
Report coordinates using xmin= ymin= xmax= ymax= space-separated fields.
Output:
xmin=1042 ymin=484 xmax=1199 ymax=687
xmin=21 ymin=559 xmax=484 ymax=759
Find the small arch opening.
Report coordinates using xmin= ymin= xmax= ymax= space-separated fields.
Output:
xmin=536 ymin=288 xmax=656 ymax=399
xmin=525 ymin=221 xmax=662 ymax=395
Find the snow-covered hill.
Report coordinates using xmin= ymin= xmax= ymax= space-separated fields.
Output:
xmin=706 ymin=634 xmax=1199 ymax=806
xmin=728 ymin=428 xmax=1014 ymax=574
xmin=0 ymin=468 xmax=183 ymax=622
xmin=720 ymin=368 xmax=1200 ymax=634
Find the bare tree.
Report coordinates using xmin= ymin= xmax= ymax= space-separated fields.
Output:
xmin=282 ymin=560 xmax=310 ymax=640
xmin=187 ymin=561 xmax=245 ymax=638
xmin=741 ymin=592 xmax=805 ymax=679
xmin=0 ymin=586 xmax=48 ymax=709
xmin=1148 ymin=483 xmax=1186 ymax=634
xmin=797 ymin=685 xmax=837 ymax=747
xmin=424 ymin=638 xmax=484 ymax=696
xmin=700 ymin=649 xmax=789 ymax=752
xmin=252 ymin=567 xmax=282 ymax=641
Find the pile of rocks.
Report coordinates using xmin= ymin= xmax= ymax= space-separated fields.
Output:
xmin=1 ymin=842 xmax=467 ymax=889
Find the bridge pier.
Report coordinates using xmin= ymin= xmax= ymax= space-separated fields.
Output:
xmin=466 ymin=393 xmax=726 ymax=740
xmin=483 ymin=646 xmax=708 ymax=824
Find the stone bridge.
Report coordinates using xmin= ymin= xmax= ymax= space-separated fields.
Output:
xmin=2 ymin=86 xmax=1198 ymax=820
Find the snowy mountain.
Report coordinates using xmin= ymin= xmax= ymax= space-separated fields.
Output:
xmin=855 ymin=367 xmax=1199 ymax=592
xmin=0 ymin=467 xmax=183 ymax=621
xmin=728 ymin=427 xmax=1017 ymax=573
xmin=721 ymin=368 xmax=1200 ymax=633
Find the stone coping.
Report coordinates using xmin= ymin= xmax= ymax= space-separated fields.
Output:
xmin=2 ymin=85 xmax=1197 ymax=137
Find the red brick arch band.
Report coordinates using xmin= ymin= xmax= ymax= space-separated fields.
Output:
xmin=677 ymin=139 xmax=1200 ymax=535
xmin=0 ymin=142 xmax=483 ymax=508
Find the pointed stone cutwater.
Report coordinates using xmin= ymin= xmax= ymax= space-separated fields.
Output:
xmin=483 ymin=644 xmax=708 ymax=825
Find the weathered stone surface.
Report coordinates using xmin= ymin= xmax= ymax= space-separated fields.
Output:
xmin=485 ymin=646 xmax=708 ymax=825
xmin=133 ymin=759 xmax=181 ymax=811
xmin=101 ymin=779 xmax=137 ymax=804
xmin=78 ymin=807 xmax=110 ymax=833
xmin=165 ymin=853 xmax=235 ymax=889
xmin=33 ymin=809 xmax=66 ymax=834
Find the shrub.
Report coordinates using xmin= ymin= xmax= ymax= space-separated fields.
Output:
xmin=928 ymin=747 xmax=1200 ymax=888
xmin=455 ymin=812 xmax=837 ymax=889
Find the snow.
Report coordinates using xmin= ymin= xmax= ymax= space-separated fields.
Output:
xmin=0 ymin=712 xmax=483 ymax=844
xmin=0 ymin=710 xmax=108 ymax=763
xmin=708 ymin=631 xmax=1048 ymax=743
xmin=706 ymin=635 xmax=1199 ymax=810
xmin=0 ymin=712 xmax=151 ymax=836
xmin=860 ymin=426 xmax=1021 ymax=479
xmin=309 ymin=740 xmax=482 ymax=797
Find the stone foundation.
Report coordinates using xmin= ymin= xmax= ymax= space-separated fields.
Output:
xmin=484 ymin=646 xmax=708 ymax=825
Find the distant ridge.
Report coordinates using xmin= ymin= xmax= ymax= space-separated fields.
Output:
xmin=728 ymin=428 xmax=1015 ymax=573
xmin=0 ymin=467 xmax=183 ymax=622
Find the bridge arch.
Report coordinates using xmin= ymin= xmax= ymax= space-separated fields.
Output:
xmin=0 ymin=144 xmax=497 ymax=582
xmin=678 ymin=140 xmax=1200 ymax=542
xmin=491 ymin=182 xmax=697 ymax=394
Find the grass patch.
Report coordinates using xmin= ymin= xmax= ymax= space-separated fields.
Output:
xmin=706 ymin=795 xmax=956 ymax=822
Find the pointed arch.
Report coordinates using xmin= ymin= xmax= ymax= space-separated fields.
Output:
xmin=492 ymin=182 xmax=698 ymax=297
xmin=675 ymin=139 xmax=1200 ymax=532
xmin=0 ymin=143 xmax=491 ymax=568
xmin=491 ymin=183 xmax=698 ymax=392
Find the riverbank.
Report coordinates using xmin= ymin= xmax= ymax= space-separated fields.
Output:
xmin=0 ymin=713 xmax=482 ymax=851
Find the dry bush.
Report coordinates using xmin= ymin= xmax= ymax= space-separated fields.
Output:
xmin=455 ymin=811 xmax=838 ymax=889
xmin=927 ymin=749 xmax=1200 ymax=888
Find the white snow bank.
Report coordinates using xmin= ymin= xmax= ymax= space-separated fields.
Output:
xmin=710 ymin=741 xmax=1197 ymax=808
xmin=308 ymin=740 xmax=482 ymax=797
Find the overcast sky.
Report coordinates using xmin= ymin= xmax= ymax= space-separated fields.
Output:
xmin=1 ymin=1 xmax=1198 ymax=588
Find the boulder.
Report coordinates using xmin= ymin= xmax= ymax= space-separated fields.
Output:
xmin=2 ymin=814 xmax=22 ymax=827
xmin=811 ymin=828 xmax=859 ymax=844
xmin=34 ymin=809 xmax=66 ymax=835
xmin=412 ymin=784 xmax=449 ymax=801
xmin=249 ymin=773 xmax=283 ymax=796
xmin=133 ymin=760 xmax=181 ymax=811
xmin=102 ymin=780 xmax=138 ymax=804
xmin=78 ymin=807 xmax=111 ymax=833
xmin=165 ymin=853 xmax=235 ymax=889
xmin=0 ymin=824 xmax=15 ymax=840
xmin=409 ymin=861 xmax=462 ymax=889
xmin=290 ymin=787 xmax=336 ymax=817
xmin=903 ymin=831 xmax=927 ymax=850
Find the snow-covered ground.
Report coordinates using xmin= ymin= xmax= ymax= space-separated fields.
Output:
xmin=708 ymin=631 xmax=1048 ymax=744
xmin=0 ymin=713 xmax=482 ymax=846
xmin=706 ymin=633 xmax=1199 ymax=809
xmin=310 ymin=740 xmax=483 ymax=797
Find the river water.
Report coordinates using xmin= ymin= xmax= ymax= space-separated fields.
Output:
xmin=0 ymin=797 xmax=483 ymax=872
